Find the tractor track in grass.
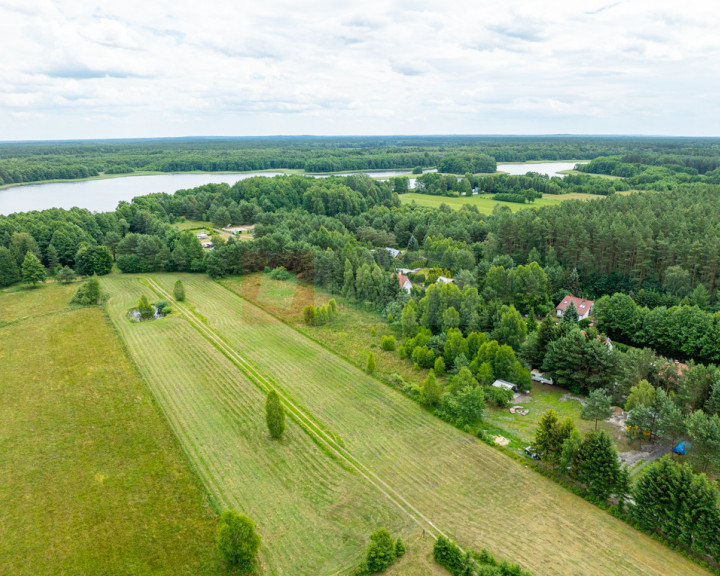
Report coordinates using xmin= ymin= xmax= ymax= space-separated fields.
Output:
xmin=144 ymin=276 xmax=449 ymax=543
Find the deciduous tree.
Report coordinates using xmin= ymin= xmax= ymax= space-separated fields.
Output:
xmin=216 ymin=510 xmax=261 ymax=571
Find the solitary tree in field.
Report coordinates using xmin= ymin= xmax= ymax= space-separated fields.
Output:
xmin=365 ymin=528 xmax=396 ymax=573
xmin=173 ymin=279 xmax=186 ymax=301
xmin=366 ymin=352 xmax=376 ymax=374
xmin=216 ymin=510 xmax=261 ymax=571
xmin=22 ymin=252 xmax=45 ymax=286
xmin=581 ymin=389 xmax=614 ymax=430
xmin=265 ymin=390 xmax=285 ymax=440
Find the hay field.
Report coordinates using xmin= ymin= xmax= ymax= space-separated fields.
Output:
xmin=142 ymin=273 xmax=709 ymax=576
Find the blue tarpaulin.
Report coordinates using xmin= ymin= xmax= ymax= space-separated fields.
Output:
xmin=673 ymin=441 xmax=693 ymax=455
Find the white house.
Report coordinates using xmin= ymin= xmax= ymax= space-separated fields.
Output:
xmin=196 ymin=233 xmax=209 ymax=239
xmin=436 ymin=276 xmax=454 ymax=284
xmin=556 ymin=295 xmax=595 ymax=320
xmin=397 ymin=273 xmax=413 ymax=294
xmin=385 ymin=247 xmax=405 ymax=258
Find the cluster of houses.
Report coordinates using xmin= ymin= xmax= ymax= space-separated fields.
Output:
xmin=393 ymin=267 xmax=455 ymax=294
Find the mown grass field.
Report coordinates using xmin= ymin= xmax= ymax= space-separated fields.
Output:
xmin=141 ymin=272 xmax=709 ymax=576
xmin=399 ymin=192 xmax=605 ymax=213
xmin=228 ymin=274 xmax=634 ymax=453
xmin=0 ymin=284 xmax=223 ymax=575
xmin=101 ymin=275 xmax=411 ymax=576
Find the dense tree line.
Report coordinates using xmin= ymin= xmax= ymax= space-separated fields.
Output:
xmin=3 ymin=136 xmax=719 ymax=185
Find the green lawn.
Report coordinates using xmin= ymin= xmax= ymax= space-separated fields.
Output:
xmin=136 ymin=272 xmax=708 ymax=576
xmin=400 ymin=192 xmax=605 ymax=212
xmin=0 ymin=284 xmax=223 ymax=575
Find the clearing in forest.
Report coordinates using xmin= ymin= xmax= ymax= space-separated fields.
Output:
xmin=399 ymin=191 xmax=605 ymax=212
xmin=126 ymin=272 xmax=708 ymax=576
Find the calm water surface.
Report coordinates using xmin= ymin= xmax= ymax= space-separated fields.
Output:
xmin=0 ymin=172 xmax=283 ymax=215
xmin=0 ymin=163 xmax=584 ymax=215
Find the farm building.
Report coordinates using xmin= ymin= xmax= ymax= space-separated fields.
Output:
xmin=556 ymin=295 xmax=595 ymax=320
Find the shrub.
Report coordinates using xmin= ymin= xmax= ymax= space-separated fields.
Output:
xmin=381 ymin=335 xmax=397 ymax=351
xmin=434 ymin=356 xmax=446 ymax=375
xmin=268 ymin=266 xmax=292 ymax=280
xmin=71 ymin=276 xmax=103 ymax=306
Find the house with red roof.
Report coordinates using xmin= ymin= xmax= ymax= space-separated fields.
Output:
xmin=556 ymin=295 xmax=595 ymax=320
xmin=397 ymin=273 xmax=413 ymax=294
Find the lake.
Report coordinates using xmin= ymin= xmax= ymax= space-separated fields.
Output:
xmin=0 ymin=163 xmax=583 ymax=215
xmin=496 ymin=161 xmax=584 ymax=177
xmin=0 ymin=172 xmax=285 ymax=216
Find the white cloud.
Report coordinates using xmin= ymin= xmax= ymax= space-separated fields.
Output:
xmin=0 ymin=0 xmax=719 ymax=139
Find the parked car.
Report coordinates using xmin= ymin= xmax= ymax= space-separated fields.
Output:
xmin=524 ymin=446 xmax=541 ymax=460
xmin=531 ymin=370 xmax=553 ymax=385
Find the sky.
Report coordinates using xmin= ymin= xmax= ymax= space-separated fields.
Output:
xmin=1 ymin=0 xmax=719 ymax=140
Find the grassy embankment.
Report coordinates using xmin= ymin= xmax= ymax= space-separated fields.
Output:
xmin=0 ymin=281 xmax=223 ymax=575
xmin=122 ymin=272 xmax=708 ymax=576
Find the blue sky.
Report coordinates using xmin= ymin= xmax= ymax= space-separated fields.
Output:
xmin=1 ymin=0 xmax=718 ymax=140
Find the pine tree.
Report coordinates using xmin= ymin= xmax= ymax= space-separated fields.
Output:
xmin=46 ymin=244 xmax=59 ymax=275
xmin=56 ymin=265 xmax=77 ymax=284
xmin=704 ymin=378 xmax=720 ymax=416
xmin=0 ymin=246 xmax=20 ymax=287
xmin=265 ymin=390 xmax=286 ymax=440
xmin=173 ymin=279 xmax=186 ymax=301
xmin=366 ymin=352 xmax=376 ymax=374
xmin=22 ymin=252 xmax=45 ymax=286
xmin=581 ymin=389 xmax=614 ymax=430
xmin=394 ymin=537 xmax=405 ymax=557
xmin=342 ymin=259 xmax=355 ymax=299
xmin=562 ymin=300 xmax=579 ymax=323
xmin=576 ymin=430 xmax=620 ymax=502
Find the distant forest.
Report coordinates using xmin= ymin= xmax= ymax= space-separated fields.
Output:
xmin=1 ymin=135 xmax=720 ymax=185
